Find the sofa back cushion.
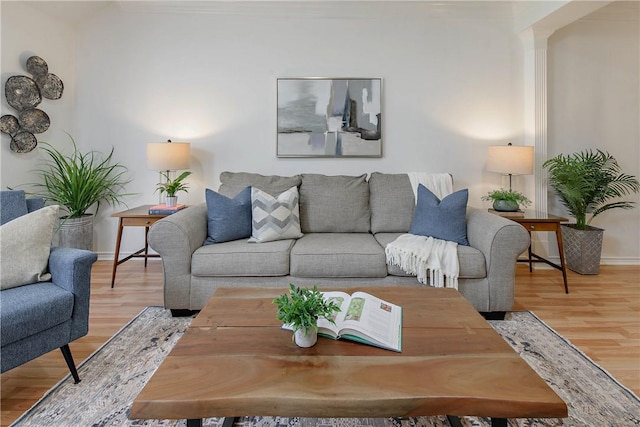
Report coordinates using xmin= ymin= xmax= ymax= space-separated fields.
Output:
xmin=368 ymin=172 xmax=415 ymax=233
xmin=299 ymin=174 xmax=370 ymax=233
xmin=218 ymin=172 xmax=302 ymax=197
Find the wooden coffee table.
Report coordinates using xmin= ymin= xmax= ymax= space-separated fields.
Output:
xmin=130 ymin=287 xmax=567 ymax=427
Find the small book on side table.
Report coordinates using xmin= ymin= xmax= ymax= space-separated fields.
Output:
xmin=148 ymin=204 xmax=186 ymax=215
xmin=488 ymin=208 xmax=525 ymax=218
xmin=283 ymin=291 xmax=403 ymax=352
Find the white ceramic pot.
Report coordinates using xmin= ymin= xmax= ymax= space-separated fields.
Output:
xmin=165 ymin=196 xmax=178 ymax=207
xmin=294 ymin=328 xmax=318 ymax=348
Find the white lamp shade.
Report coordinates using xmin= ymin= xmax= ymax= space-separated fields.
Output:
xmin=146 ymin=142 xmax=191 ymax=171
xmin=487 ymin=145 xmax=534 ymax=175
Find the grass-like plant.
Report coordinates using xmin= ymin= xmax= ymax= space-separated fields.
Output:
xmin=543 ymin=149 xmax=639 ymax=229
xmin=155 ymin=171 xmax=192 ymax=197
xmin=34 ymin=136 xmax=131 ymax=218
xmin=274 ymin=284 xmax=341 ymax=336
xmin=481 ymin=189 xmax=531 ymax=208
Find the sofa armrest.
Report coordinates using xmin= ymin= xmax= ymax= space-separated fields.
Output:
xmin=466 ymin=208 xmax=530 ymax=312
xmin=148 ymin=203 xmax=208 ymax=310
xmin=48 ymin=246 xmax=98 ymax=341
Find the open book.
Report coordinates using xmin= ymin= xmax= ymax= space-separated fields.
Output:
xmin=317 ymin=291 xmax=402 ymax=352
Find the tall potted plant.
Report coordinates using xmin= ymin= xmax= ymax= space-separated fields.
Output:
xmin=33 ymin=136 xmax=131 ymax=250
xmin=543 ymin=149 xmax=639 ymax=274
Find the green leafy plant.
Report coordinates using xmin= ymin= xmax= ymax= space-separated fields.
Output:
xmin=274 ymin=284 xmax=341 ymax=336
xmin=33 ymin=137 xmax=132 ymax=218
xmin=155 ymin=171 xmax=192 ymax=197
xmin=543 ymin=149 xmax=639 ymax=229
xmin=481 ymin=189 xmax=531 ymax=208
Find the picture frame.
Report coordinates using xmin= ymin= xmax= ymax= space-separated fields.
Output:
xmin=277 ymin=77 xmax=382 ymax=158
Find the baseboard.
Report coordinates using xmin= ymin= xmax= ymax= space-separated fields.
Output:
xmin=518 ymin=255 xmax=640 ymax=267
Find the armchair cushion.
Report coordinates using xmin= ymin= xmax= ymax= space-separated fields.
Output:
xmin=0 ymin=189 xmax=29 ymax=223
xmin=0 ymin=205 xmax=59 ymax=290
xmin=0 ymin=282 xmax=73 ymax=346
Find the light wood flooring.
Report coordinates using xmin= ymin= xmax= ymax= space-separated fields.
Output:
xmin=1 ymin=261 xmax=638 ymax=425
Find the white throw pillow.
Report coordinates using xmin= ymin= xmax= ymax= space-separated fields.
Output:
xmin=249 ymin=186 xmax=303 ymax=243
xmin=0 ymin=205 xmax=59 ymax=290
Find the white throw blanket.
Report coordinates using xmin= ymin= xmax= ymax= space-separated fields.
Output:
xmin=386 ymin=234 xmax=459 ymax=289
xmin=407 ymin=172 xmax=453 ymax=201
xmin=385 ymin=172 xmax=459 ymax=289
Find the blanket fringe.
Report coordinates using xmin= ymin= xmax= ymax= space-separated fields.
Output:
xmin=385 ymin=234 xmax=459 ymax=289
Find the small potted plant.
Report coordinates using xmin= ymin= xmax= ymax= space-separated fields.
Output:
xmin=481 ymin=189 xmax=531 ymax=212
xmin=155 ymin=171 xmax=192 ymax=207
xmin=274 ymin=284 xmax=341 ymax=348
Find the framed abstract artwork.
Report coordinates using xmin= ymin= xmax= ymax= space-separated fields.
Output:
xmin=277 ymin=78 xmax=382 ymax=158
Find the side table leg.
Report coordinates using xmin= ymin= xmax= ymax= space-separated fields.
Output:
xmin=527 ymin=231 xmax=533 ymax=272
xmin=111 ymin=218 xmax=124 ymax=288
xmin=555 ymin=225 xmax=569 ymax=294
xmin=144 ymin=226 xmax=150 ymax=268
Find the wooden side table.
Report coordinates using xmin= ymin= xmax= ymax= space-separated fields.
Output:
xmin=508 ymin=212 xmax=570 ymax=293
xmin=110 ymin=205 xmax=170 ymax=288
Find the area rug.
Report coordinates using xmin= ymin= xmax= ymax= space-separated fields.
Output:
xmin=11 ymin=308 xmax=640 ymax=427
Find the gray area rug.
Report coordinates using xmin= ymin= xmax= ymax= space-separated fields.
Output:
xmin=11 ymin=308 xmax=640 ymax=427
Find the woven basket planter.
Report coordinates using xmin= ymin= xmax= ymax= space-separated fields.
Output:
xmin=561 ymin=224 xmax=604 ymax=275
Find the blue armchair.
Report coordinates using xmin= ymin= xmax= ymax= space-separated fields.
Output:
xmin=0 ymin=190 xmax=98 ymax=383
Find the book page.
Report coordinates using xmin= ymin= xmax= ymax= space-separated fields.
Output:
xmin=317 ymin=291 xmax=352 ymax=337
xmin=339 ymin=291 xmax=402 ymax=350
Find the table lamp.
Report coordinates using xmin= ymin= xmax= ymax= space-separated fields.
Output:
xmin=146 ymin=140 xmax=191 ymax=202
xmin=486 ymin=143 xmax=534 ymax=190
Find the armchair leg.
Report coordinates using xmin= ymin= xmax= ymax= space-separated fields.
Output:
xmin=60 ymin=344 xmax=81 ymax=384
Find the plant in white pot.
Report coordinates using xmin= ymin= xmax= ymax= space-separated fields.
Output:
xmin=274 ymin=284 xmax=341 ymax=348
xmin=543 ymin=149 xmax=639 ymax=274
xmin=32 ymin=137 xmax=132 ymax=250
xmin=155 ymin=171 xmax=191 ymax=207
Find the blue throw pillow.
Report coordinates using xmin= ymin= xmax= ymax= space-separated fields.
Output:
xmin=409 ymin=185 xmax=469 ymax=246
xmin=205 ymin=186 xmax=252 ymax=244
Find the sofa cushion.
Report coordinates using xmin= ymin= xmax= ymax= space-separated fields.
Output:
xmin=374 ymin=233 xmax=486 ymax=279
xmin=368 ymin=173 xmax=415 ymax=233
xmin=290 ymin=233 xmax=387 ymax=278
xmin=0 ymin=205 xmax=58 ymax=290
xmin=205 ymin=187 xmax=252 ymax=244
xmin=409 ymin=185 xmax=469 ymax=246
xmin=249 ymin=186 xmax=303 ymax=243
xmin=192 ymin=238 xmax=295 ymax=277
xmin=299 ymin=174 xmax=370 ymax=233
xmin=0 ymin=282 xmax=74 ymax=346
xmin=218 ymin=172 xmax=301 ymax=198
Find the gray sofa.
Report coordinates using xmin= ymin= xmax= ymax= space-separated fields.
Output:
xmin=149 ymin=172 xmax=529 ymax=316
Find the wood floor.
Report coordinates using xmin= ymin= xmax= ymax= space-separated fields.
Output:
xmin=1 ymin=261 xmax=638 ymax=426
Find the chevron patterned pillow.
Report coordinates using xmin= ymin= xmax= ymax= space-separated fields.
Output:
xmin=249 ymin=186 xmax=303 ymax=243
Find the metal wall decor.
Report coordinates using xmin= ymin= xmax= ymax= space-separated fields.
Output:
xmin=1 ymin=55 xmax=63 ymax=153
xmin=277 ymin=78 xmax=382 ymax=158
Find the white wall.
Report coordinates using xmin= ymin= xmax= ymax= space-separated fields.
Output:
xmin=548 ymin=1 xmax=640 ymax=263
xmin=72 ymin=2 xmax=524 ymax=257
xmin=0 ymin=1 xmax=76 ymax=188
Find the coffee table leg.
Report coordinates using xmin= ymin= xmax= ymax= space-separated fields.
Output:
xmin=447 ymin=416 xmax=507 ymax=427
xmin=187 ymin=419 xmax=202 ymax=427
xmin=221 ymin=417 xmax=237 ymax=427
